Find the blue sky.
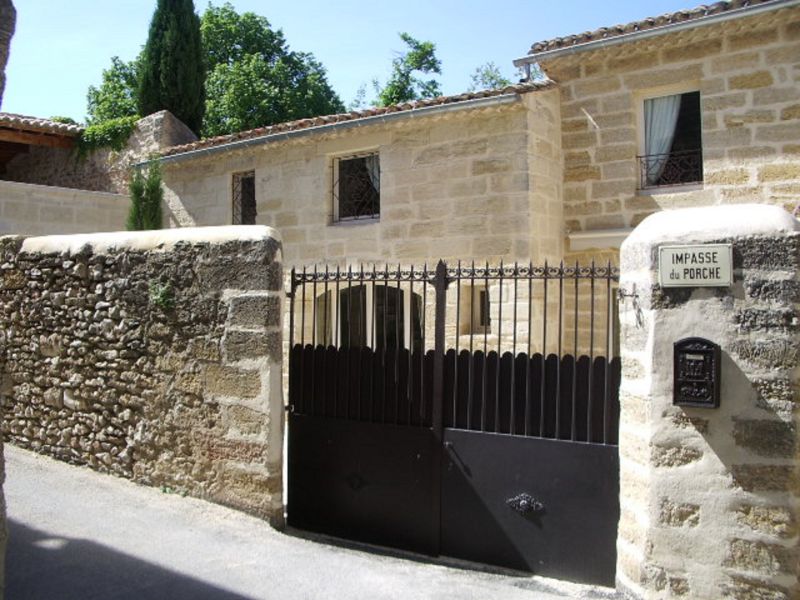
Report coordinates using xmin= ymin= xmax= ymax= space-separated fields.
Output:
xmin=4 ymin=0 xmax=696 ymax=123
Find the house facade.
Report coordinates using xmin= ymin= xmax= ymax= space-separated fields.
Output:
xmin=160 ymin=0 xmax=799 ymax=269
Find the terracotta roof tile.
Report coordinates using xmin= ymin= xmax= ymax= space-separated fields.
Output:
xmin=0 ymin=112 xmax=83 ymax=136
xmin=162 ymin=82 xmax=552 ymax=158
xmin=527 ymin=0 xmax=784 ymax=56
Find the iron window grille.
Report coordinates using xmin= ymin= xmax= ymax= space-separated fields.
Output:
xmin=232 ymin=171 xmax=256 ymax=224
xmin=332 ymin=153 xmax=380 ymax=222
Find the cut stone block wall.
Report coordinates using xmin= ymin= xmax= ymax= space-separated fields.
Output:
xmin=0 ymin=226 xmax=284 ymax=524
xmin=540 ymin=5 xmax=800 ymax=239
xmin=617 ymin=205 xmax=799 ymax=599
xmin=161 ymin=88 xmax=562 ymax=267
xmin=0 ymin=180 xmax=128 ymax=235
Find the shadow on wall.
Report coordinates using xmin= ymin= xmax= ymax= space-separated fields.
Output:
xmin=6 ymin=520 xmax=254 ymax=600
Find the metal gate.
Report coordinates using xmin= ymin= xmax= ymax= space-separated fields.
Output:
xmin=287 ymin=260 xmax=620 ymax=585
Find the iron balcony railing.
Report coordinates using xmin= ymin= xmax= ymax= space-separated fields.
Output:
xmin=637 ymin=148 xmax=703 ymax=189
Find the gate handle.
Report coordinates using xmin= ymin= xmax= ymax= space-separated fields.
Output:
xmin=506 ymin=493 xmax=544 ymax=514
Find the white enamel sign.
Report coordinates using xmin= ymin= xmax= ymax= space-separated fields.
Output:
xmin=658 ymin=244 xmax=732 ymax=287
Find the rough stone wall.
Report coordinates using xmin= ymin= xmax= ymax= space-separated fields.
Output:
xmin=162 ymin=90 xmax=561 ymax=266
xmin=541 ymin=5 xmax=800 ymax=237
xmin=3 ymin=111 xmax=197 ymax=194
xmin=617 ymin=205 xmax=799 ymax=599
xmin=0 ymin=180 xmax=128 ymax=235
xmin=0 ymin=0 xmax=14 ymax=108
xmin=0 ymin=226 xmax=284 ymax=524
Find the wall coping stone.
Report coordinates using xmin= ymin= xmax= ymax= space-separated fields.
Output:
xmin=625 ymin=204 xmax=799 ymax=247
xmin=12 ymin=225 xmax=281 ymax=255
xmin=0 ymin=179 xmax=128 ymax=199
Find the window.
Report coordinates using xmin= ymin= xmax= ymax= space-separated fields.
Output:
xmin=639 ymin=91 xmax=702 ymax=189
xmin=232 ymin=171 xmax=256 ymax=224
xmin=314 ymin=285 xmax=422 ymax=351
xmin=458 ymin=284 xmax=491 ymax=335
xmin=333 ymin=153 xmax=380 ymax=222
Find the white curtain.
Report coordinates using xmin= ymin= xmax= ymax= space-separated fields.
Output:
xmin=644 ymin=94 xmax=681 ymax=185
xmin=364 ymin=154 xmax=380 ymax=192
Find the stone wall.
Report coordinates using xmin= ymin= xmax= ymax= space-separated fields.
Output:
xmin=539 ymin=5 xmax=800 ymax=239
xmin=0 ymin=0 xmax=14 ymax=108
xmin=161 ymin=88 xmax=562 ymax=267
xmin=0 ymin=226 xmax=284 ymax=523
xmin=4 ymin=111 xmax=197 ymax=194
xmin=617 ymin=205 xmax=799 ymax=599
xmin=0 ymin=180 xmax=128 ymax=235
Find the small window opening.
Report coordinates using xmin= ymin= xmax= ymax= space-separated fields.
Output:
xmin=232 ymin=171 xmax=256 ymax=224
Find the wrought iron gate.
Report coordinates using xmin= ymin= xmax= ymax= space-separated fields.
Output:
xmin=287 ymin=260 xmax=620 ymax=585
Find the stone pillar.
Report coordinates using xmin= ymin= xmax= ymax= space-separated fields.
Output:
xmin=616 ymin=205 xmax=799 ymax=599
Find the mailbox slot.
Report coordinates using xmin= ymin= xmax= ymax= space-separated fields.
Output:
xmin=674 ymin=337 xmax=720 ymax=408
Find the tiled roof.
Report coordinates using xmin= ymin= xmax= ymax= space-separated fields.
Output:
xmin=162 ymin=82 xmax=552 ymax=158
xmin=527 ymin=0 xmax=784 ymax=56
xmin=0 ymin=112 xmax=83 ymax=136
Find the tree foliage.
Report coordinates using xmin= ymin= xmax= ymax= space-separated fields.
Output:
xmin=127 ymin=161 xmax=163 ymax=231
xmin=375 ymin=33 xmax=442 ymax=106
xmin=200 ymin=3 xmax=343 ymax=137
xmin=138 ymin=0 xmax=205 ymax=135
xmin=467 ymin=62 xmax=512 ymax=92
xmin=87 ymin=56 xmax=140 ymax=124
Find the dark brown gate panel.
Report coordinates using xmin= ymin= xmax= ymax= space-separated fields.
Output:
xmin=286 ymin=261 xmax=621 ymax=585
xmin=441 ymin=430 xmax=619 ymax=585
xmin=288 ymin=414 xmax=437 ymax=554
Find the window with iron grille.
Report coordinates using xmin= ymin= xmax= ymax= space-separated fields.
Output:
xmin=638 ymin=91 xmax=703 ymax=189
xmin=333 ymin=153 xmax=380 ymax=222
xmin=232 ymin=171 xmax=256 ymax=224
xmin=458 ymin=283 xmax=491 ymax=335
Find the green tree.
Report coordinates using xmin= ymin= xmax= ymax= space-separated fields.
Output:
xmin=127 ymin=162 xmax=163 ymax=230
xmin=467 ymin=62 xmax=513 ymax=92
xmin=375 ymin=33 xmax=441 ymax=106
xmin=87 ymin=56 xmax=140 ymax=124
xmin=200 ymin=3 xmax=343 ymax=137
xmin=137 ymin=0 xmax=205 ymax=134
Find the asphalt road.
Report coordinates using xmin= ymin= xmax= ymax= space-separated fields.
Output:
xmin=4 ymin=445 xmax=618 ymax=600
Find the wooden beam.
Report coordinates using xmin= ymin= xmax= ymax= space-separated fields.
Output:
xmin=0 ymin=127 xmax=76 ymax=149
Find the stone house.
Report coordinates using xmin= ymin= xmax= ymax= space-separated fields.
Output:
xmin=160 ymin=0 xmax=799 ymax=268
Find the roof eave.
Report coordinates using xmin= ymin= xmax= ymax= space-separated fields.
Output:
xmin=156 ymin=91 xmax=536 ymax=166
xmin=513 ymin=0 xmax=800 ymax=66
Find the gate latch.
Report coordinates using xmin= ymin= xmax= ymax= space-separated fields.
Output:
xmin=506 ymin=493 xmax=544 ymax=515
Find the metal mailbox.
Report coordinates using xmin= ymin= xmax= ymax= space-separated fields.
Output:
xmin=673 ymin=337 xmax=720 ymax=408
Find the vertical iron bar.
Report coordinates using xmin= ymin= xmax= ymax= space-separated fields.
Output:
xmin=481 ymin=261 xmax=488 ymax=433
xmin=467 ymin=261 xmax=475 ymax=430
xmin=510 ymin=263 xmax=518 ymax=435
xmin=300 ymin=266 xmax=306 ymax=347
xmin=539 ymin=261 xmax=548 ymax=437
xmin=604 ymin=261 xmax=612 ymax=445
xmin=334 ymin=267 xmax=340 ymax=346
xmin=453 ymin=260 xmax=461 ymax=427
xmin=571 ymin=261 xmax=579 ymax=441
xmin=312 ymin=267 xmax=317 ymax=348
xmin=555 ymin=262 xmax=562 ymax=439
xmin=421 ymin=264 xmax=427 ymax=427
xmin=347 ymin=266 xmax=353 ymax=421
xmin=588 ymin=260 xmax=596 ymax=443
xmin=495 ymin=261 xmax=503 ymax=433
xmin=408 ymin=266 xmax=414 ymax=426
xmin=323 ymin=266 xmax=329 ymax=346
xmin=430 ymin=259 xmax=447 ymax=557
xmin=395 ymin=263 xmax=401 ymax=425
xmin=525 ymin=262 xmax=532 ymax=436
xmin=289 ymin=268 xmax=296 ymax=352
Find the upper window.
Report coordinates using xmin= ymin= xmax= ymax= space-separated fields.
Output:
xmin=232 ymin=171 xmax=256 ymax=224
xmin=639 ymin=91 xmax=702 ymax=189
xmin=333 ymin=153 xmax=380 ymax=222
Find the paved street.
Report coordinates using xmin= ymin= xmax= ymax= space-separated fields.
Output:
xmin=5 ymin=445 xmax=618 ymax=600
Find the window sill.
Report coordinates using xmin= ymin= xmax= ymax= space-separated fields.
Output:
xmin=331 ymin=216 xmax=380 ymax=226
xmin=636 ymin=182 xmax=703 ymax=196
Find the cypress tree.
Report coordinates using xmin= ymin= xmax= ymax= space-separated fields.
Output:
xmin=137 ymin=0 xmax=205 ymax=134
